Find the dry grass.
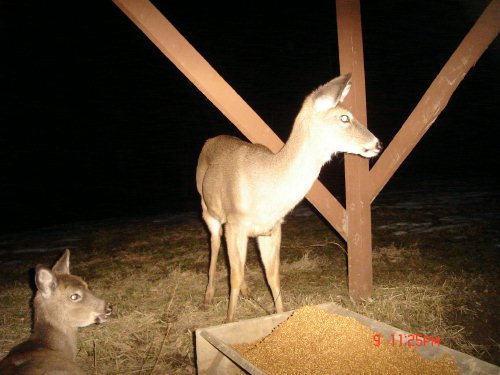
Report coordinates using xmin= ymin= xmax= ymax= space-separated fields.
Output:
xmin=0 ymin=205 xmax=498 ymax=374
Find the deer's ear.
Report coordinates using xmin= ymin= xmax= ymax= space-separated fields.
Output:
xmin=35 ymin=266 xmax=57 ymax=298
xmin=312 ymin=73 xmax=352 ymax=112
xmin=52 ymin=249 xmax=70 ymax=275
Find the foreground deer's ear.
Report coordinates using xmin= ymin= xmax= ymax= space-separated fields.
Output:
xmin=312 ymin=73 xmax=352 ymax=112
xmin=52 ymin=249 xmax=70 ymax=275
xmin=35 ymin=265 xmax=57 ymax=298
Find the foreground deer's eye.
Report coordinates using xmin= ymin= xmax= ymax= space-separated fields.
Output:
xmin=70 ymin=293 xmax=82 ymax=301
xmin=340 ymin=114 xmax=350 ymax=123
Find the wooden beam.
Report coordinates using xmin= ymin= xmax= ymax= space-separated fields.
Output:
xmin=112 ymin=0 xmax=348 ymax=239
xmin=369 ymin=0 xmax=500 ymax=202
xmin=336 ymin=0 xmax=373 ymax=299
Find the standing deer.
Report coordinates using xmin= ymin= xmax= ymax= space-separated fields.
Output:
xmin=0 ymin=249 xmax=112 ymax=375
xmin=196 ymin=73 xmax=381 ymax=322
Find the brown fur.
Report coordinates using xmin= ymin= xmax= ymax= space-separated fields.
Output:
xmin=0 ymin=250 xmax=112 ymax=375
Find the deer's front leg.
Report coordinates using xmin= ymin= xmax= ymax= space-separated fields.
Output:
xmin=258 ymin=223 xmax=283 ymax=314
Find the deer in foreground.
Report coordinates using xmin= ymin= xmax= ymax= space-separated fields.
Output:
xmin=196 ymin=73 xmax=382 ymax=322
xmin=0 ymin=249 xmax=112 ymax=375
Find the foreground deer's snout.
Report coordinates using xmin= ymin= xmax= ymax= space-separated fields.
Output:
xmin=96 ymin=302 xmax=113 ymax=324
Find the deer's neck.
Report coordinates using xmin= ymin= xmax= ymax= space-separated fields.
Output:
xmin=271 ymin=111 xmax=330 ymax=209
xmin=32 ymin=303 xmax=79 ymax=359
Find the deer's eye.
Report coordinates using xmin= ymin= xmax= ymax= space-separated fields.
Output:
xmin=340 ymin=114 xmax=350 ymax=123
xmin=70 ymin=293 xmax=82 ymax=301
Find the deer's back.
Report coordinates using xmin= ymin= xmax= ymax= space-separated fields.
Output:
xmin=196 ymin=135 xmax=291 ymax=233
xmin=197 ymin=135 xmax=249 ymax=188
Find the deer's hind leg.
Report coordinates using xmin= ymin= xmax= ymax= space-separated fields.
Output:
xmin=202 ymin=209 xmax=222 ymax=305
xmin=225 ymin=223 xmax=249 ymax=322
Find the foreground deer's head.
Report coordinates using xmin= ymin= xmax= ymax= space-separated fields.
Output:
xmin=301 ymin=73 xmax=382 ymax=161
xmin=35 ymin=249 xmax=112 ymax=327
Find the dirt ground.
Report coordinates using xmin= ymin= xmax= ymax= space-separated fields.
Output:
xmin=0 ymin=185 xmax=498 ymax=374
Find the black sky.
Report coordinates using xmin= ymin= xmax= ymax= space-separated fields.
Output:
xmin=0 ymin=0 xmax=498 ymax=235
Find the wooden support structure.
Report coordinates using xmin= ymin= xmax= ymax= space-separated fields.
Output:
xmin=113 ymin=0 xmax=499 ymax=301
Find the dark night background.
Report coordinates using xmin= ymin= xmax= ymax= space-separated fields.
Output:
xmin=0 ymin=1 xmax=498 ymax=235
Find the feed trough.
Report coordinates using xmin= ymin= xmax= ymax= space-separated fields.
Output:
xmin=195 ymin=302 xmax=499 ymax=375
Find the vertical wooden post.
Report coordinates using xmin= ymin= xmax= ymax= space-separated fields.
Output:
xmin=336 ymin=0 xmax=373 ymax=299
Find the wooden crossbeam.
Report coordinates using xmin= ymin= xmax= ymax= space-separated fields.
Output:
xmin=112 ymin=0 xmax=348 ymax=239
xmin=369 ymin=0 xmax=500 ymax=202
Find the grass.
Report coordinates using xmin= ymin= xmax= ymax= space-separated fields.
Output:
xmin=0 ymin=202 xmax=498 ymax=374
